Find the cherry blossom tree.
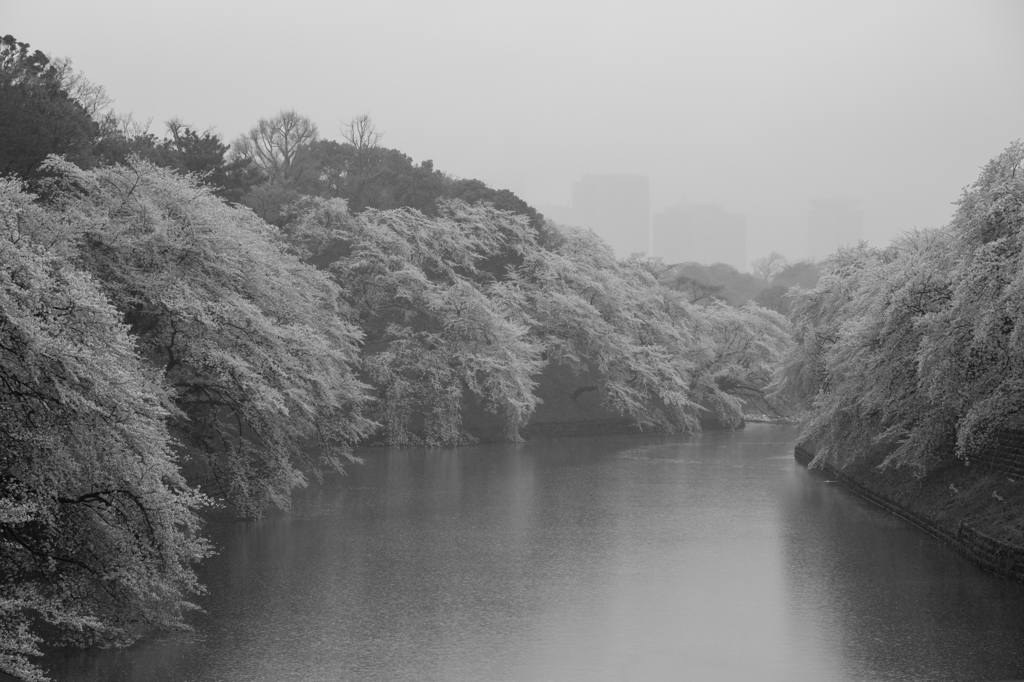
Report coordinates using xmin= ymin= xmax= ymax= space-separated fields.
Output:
xmin=0 ymin=178 xmax=210 ymax=680
xmin=517 ymin=224 xmax=790 ymax=431
xmin=698 ymin=301 xmax=792 ymax=418
xmin=31 ymin=158 xmax=374 ymax=516
xmin=283 ymin=197 xmax=543 ymax=445
xmin=776 ymin=140 xmax=1024 ymax=472
xmin=917 ymin=142 xmax=1024 ymax=461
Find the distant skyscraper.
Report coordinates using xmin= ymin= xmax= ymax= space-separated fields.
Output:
xmin=571 ymin=174 xmax=650 ymax=257
xmin=652 ymin=203 xmax=747 ymax=271
xmin=808 ymin=199 xmax=864 ymax=261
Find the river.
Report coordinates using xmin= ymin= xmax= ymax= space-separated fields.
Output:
xmin=43 ymin=424 xmax=1024 ymax=681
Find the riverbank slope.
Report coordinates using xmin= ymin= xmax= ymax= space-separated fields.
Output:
xmin=795 ymin=440 xmax=1024 ymax=582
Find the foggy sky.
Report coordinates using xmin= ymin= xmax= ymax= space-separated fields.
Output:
xmin=6 ymin=0 xmax=1023 ymax=266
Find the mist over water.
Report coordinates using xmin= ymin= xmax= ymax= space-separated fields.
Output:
xmin=46 ymin=426 xmax=1024 ymax=682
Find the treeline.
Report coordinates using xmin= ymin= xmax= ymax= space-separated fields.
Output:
xmin=662 ymin=256 xmax=820 ymax=313
xmin=0 ymin=35 xmax=792 ymax=679
xmin=0 ymin=33 xmax=542 ymax=236
xmin=775 ymin=142 xmax=1024 ymax=472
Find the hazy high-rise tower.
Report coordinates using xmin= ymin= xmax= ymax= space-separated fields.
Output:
xmin=808 ymin=199 xmax=864 ymax=260
xmin=652 ymin=203 xmax=747 ymax=270
xmin=571 ymin=174 xmax=650 ymax=257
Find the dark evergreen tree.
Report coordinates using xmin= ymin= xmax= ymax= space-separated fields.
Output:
xmin=0 ymin=35 xmax=96 ymax=178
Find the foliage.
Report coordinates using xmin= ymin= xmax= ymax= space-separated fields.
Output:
xmin=752 ymin=284 xmax=788 ymax=314
xmin=773 ymin=260 xmax=821 ymax=290
xmin=777 ymin=141 xmax=1024 ymax=472
xmin=95 ymin=120 xmax=258 ymax=203
xmin=776 ymin=238 xmax=954 ymax=468
xmin=0 ymin=36 xmax=96 ymax=178
xmin=230 ymin=113 xmax=545 ymax=234
xmin=660 ymin=261 xmax=762 ymax=306
xmin=917 ymin=142 xmax=1024 ymax=460
xmin=663 ymin=272 xmax=726 ymax=304
xmin=517 ymin=227 xmax=701 ymax=429
xmin=282 ymin=197 xmax=793 ymax=441
xmin=753 ymin=260 xmax=821 ymax=315
xmin=284 ymin=197 xmax=543 ymax=444
xmin=31 ymin=158 xmax=374 ymax=516
xmin=301 ymin=139 xmax=446 ymax=215
xmin=442 ymin=177 xmax=545 ymax=232
xmin=699 ymin=301 xmax=792 ymax=417
xmin=229 ymin=111 xmax=320 ymax=223
xmin=662 ymin=257 xmax=819 ymax=316
xmin=518 ymin=225 xmax=791 ymax=429
xmin=0 ymin=179 xmax=210 ymax=680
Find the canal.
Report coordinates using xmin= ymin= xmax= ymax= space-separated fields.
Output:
xmin=45 ymin=424 xmax=1024 ymax=681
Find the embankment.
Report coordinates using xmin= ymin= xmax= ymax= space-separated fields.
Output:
xmin=795 ymin=436 xmax=1024 ymax=583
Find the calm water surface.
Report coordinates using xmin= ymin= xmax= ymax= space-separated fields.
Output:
xmin=46 ymin=425 xmax=1024 ymax=681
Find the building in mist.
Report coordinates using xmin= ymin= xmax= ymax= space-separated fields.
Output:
xmin=652 ymin=203 xmax=747 ymax=271
xmin=808 ymin=199 xmax=863 ymax=260
xmin=571 ymin=174 xmax=650 ymax=257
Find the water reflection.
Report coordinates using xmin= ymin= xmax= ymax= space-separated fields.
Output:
xmin=41 ymin=426 xmax=1024 ymax=681
xmin=780 ymin=470 xmax=1024 ymax=681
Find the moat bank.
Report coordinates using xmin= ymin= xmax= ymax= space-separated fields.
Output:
xmin=795 ymin=437 xmax=1024 ymax=583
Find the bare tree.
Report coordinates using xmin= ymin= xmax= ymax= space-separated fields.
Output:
xmin=165 ymin=116 xmax=186 ymax=141
xmin=341 ymin=113 xmax=382 ymax=150
xmin=164 ymin=117 xmax=217 ymax=149
xmin=50 ymin=57 xmax=114 ymax=119
xmin=232 ymin=110 xmax=319 ymax=185
xmin=752 ymin=251 xmax=789 ymax=282
xmin=93 ymin=110 xmax=152 ymax=142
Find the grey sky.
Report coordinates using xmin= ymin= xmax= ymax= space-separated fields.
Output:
xmin=6 ymin=0 xmax=1023 ymax=265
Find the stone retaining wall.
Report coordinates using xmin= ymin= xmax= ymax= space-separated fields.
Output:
xmin=971 ymin=430 xmax=1024 ymax=479
xmin=794 ymin=443 xmax=1024 ymax=583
